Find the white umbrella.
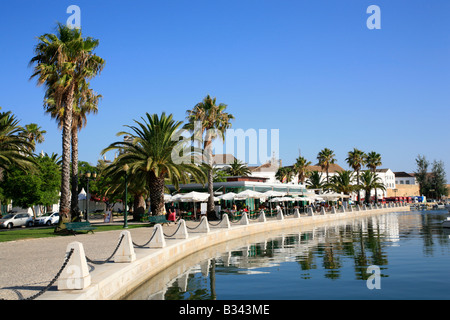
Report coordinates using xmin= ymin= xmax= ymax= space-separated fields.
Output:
xmin=263 ymin=190 xmax=286 ymax=197
xmin=164 ymin=194 xmax=173 ymax=203
xmin=235 ymin=190 xmax=266 ymax=200
xmin=180 ymin=191 xmax=210 ymax=202
xmin=218 ymin=192 xmax=237 ymax=201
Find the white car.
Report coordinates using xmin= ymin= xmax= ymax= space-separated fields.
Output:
xmin=34 ymin=212 xmax=60 ymax=226
xmin=0 ymin=213 xmax=34 ymax=229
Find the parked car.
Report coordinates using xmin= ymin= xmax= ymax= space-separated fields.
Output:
xmin=34 ymin=212 xmax=60 ymax=226
xmin=0 ymin=213 xmax=34 ymax=229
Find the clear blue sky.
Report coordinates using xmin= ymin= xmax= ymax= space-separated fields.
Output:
xmin=1 ymin=0 xmax=449 ymax=175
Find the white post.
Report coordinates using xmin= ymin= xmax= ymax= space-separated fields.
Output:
xmin=114 ymin=230 xmax=136 ymax=263
xmin=58 ymin=242 xmax=91 ymax=290
xmin=276 ymin=208 xmax=284 ymax=220
xmin=149 ymin=224 xmax=166 ymax=248
xmin=308 ymin=207 xmax=314 ymax=216
xmin=218 ymin=214 xmax=231 ymax=228
xmin=294 ymin=208 xmax=301 ymax=218
xmin=258 ymin=210 xmax=267 ymax=222
xmin=240 ymin=212 xmax=250 ymax=225
xmin=198 ymin=216 xmax=210 ymax=233
xmin=331 ymin=206 xmax=337 ymax=214
xmin=321 ymin=207 xmax=326 ymax=215
xmin=172 ymin=219 xmax=189 ymax=239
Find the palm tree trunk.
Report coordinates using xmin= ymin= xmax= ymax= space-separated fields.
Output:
xmin=204 ymin=138 xmax=214 ymax=213
xmin=55 ymin=85 xmax=75 ymax=233
xmin=357 ymin=170 xmax=361 ymax=204
xmin=149 ymin=172 xmax=165 ymax=216
xmin=71 ymin=128 xmax=79 ymax=220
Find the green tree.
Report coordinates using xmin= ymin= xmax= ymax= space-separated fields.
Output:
xmin=327 ymin=170 xmax=358 ymax=195
xmin=430 ymin=160 xmax=448 ymax=200
xmin=0 ymin=109 xmax=35 ymax=175
xmin=30 ymin=23 xmax=105 ymax=232
xmin=414 ymin=155 xmax=430 ymax=196
xmin=2 ymin=154 xmax=61 ymax=218
xmin=306 ymin=171 xmax=325 ymax=190
xmin=317 ymin=148 xmax=336 ymax=183
xmin=346 ymin=148 xmax=366 ymax=204
xmin=102 ymin=112 xmax=206 ymax=216
xmin=293 ymin=156 xmax=312 ymax=184
xmin=275 ymin=167 xmax=294 ymax=184
xmin=226 ymin=159 xmax=251 ymax=177
xmin=184 ymin=95 xmax=234 ymax=213
xmin=365 ymin=151 xmax=382 ymax=173
xmin=22 ymin=123 xmax=47 ymax=152
xmin=359 ymin=171 xmax=386 ymax=204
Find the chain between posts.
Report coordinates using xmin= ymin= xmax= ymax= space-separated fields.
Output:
xmin=85 ymin=234 xmax=125 ymax=265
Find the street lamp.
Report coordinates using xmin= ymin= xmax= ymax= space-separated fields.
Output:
xmin=123 ymin=164 xmax=129 ymax=229
xmin=85 ymin=172 xmax=97 ymax=222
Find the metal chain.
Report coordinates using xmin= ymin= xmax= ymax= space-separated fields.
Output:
xmin=163 ymin=222 xmax=182 ymax=238
xmin=0 ymin=248 xmax=76 ymax=301
xmin=185 ymin=220 xmax=203 ymax=230
xmin=132 ymin=228 xmax=157 ymax=248
xmin=86 ymin=234 xmax=125 ymax=265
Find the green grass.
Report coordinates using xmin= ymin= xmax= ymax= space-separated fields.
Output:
xmin=0 ymin=224 xmax=149 ymax=243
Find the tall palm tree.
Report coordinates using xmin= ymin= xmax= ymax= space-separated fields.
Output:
xmin=22 ymin=123 xmax=47 ymax=152
xmin=346 ymin=148 xmax=366 ymax=204
xmin=101 ymin=112 xmax=206 ymax=216
xmin=293 ymin=156 xmax=312 ymax=184
xmin=365 ymin=151 xmax=382 ymax=173
xmin=359 ymin=171 xmax=386 ymax=204
xmin=365 ymin=151 xmax=382 ymax=202
xmin=317 ymin=148 xmax=336 ymax=183
xmin=30 ymin=23 xmax=105 ymax=230
xmin=184 ymin=95 xmax=234 ymax=213
xmin=226 ymin=159 xmax=251 ymax=177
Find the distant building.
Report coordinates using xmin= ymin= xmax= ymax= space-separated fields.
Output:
xmin=394 ymin=172 xmax=417 ymax=185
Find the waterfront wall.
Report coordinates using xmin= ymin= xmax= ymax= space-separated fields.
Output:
xmin=40 ymin=204 xmax=411 ymax=300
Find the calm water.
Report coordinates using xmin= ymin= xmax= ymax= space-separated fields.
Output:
xmin=125 ymin=210 xmax=450 ymax=300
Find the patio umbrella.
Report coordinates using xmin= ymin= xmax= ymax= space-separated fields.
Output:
xmin=218 ymin=192 xmax=237 ymax=201
xmin=234 ymin=190 xmax=266 ymax=200
xmin=263 ymin=190 xmax=286 ymax=197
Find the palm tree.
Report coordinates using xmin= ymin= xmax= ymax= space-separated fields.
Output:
xmin=22 ymin=123 xmax=46 ymax=152
xmin=359 ymin=171 xmax=386 ymax=204
xmin=184 ymin=95 xmax=234 ymax=213
xmin=0 ymin=110 xmax=35 ymax=178
xmin=293 ymin=156 xmax=312 ymax=184
xmin=226 ymin=159 xmax=251 ymax=177
xmin=365 ymin=152 xmax=382 ymax=202
xmin=365 ymin=151 xmax=382 ymax=173
xmin=101 ymin=112 xmax=206 ymax=216
xmin=346 ymin=148 xmax=366 ymax=204
xmin=30 ymin=23 xmax=105 ymax=230
xmin=326 ymin=170 xmax=357 ymax=195
xmin=306 ymin=171 xmax=325 ymax=190
xmin=317 ymin=148 xmax=336 ymax=183
xmin=275 ymin=167 xmax=294 ymax=184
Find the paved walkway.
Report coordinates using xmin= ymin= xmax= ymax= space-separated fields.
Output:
xmin=0 ymin=218 xmax=184 ymax=300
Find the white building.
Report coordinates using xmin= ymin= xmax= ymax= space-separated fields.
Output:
xmin=394 ymin=172 xmax=417 ymax=185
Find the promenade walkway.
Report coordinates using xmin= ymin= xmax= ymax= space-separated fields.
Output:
xmin=0 ymin=206 xmax=410 ymax=300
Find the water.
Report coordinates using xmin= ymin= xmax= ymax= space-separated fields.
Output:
xmin=125 ymin=210 xmax=450 ymax=300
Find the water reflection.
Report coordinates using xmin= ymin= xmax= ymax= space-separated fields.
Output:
xmin=125 ymin=210 xmax=450 ymax=300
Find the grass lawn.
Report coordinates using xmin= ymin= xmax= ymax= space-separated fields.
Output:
xmin=0 ymin=224 xmax=149 ymax=243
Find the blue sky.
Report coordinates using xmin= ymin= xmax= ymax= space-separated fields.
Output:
xmin=1 ymin=0 xmax=449 ymax=175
